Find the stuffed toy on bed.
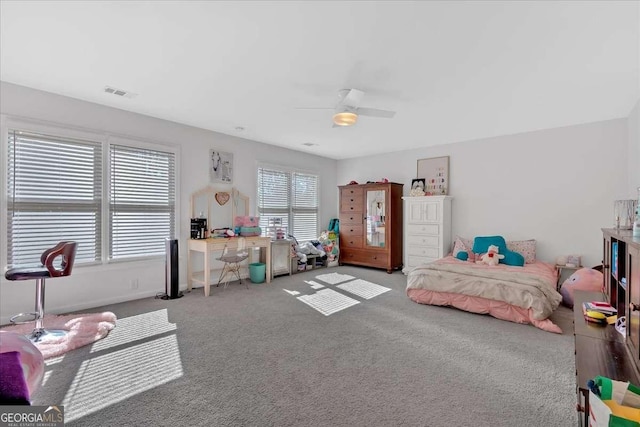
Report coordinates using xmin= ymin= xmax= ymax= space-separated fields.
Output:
xmin=476 ymin=244 xmax=504 ymax=266
xmin=560 ymin=268 xmax=603 ymax=308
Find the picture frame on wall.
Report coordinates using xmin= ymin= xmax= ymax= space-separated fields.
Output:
xmin=417 ymin=156 xmax=449 ymax=195
xmin=210 ymin=150 xmax=233 ymax=184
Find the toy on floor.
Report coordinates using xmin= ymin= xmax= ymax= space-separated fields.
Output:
xmin=560 ymin=267 xmax=603 ymax=308
xmin=476 ymin=245 xmax=504 ymax=266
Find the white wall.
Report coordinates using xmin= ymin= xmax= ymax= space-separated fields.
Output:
xmin=0 ymin=82 xmax=337 ymax=324
xmin=629 ymin=99 xmax=640 ymax=197
xmin=337 ymin=119 xmax=629 ymax=268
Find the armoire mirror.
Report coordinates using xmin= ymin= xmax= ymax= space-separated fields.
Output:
xmin=190 ymin=186 xmax=250 ymax=232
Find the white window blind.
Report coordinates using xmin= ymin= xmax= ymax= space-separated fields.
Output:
xmin=6 ymin=130 xmax=102 ymax=268
xmin=109 ymin=144 xmax=176 ymax=260
xmin=257 ymin=166 xmax=318 ymax=241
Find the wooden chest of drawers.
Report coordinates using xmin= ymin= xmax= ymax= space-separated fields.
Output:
xmin=338 ymin=183 xmax=403 ymax=273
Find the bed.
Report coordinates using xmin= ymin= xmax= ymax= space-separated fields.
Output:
xmin=406 ymin=255 xmax=563 ymax=333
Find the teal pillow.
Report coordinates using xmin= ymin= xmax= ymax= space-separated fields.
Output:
xmin=502 ymin=250 xmax=525 ymax=267
xmin=472 ymin=236 xmax=507 ymax=254
xmin=472 ymin=235 xmax=524 ymax=267
xmin=455 ymin=251 xmax=468 ymax=261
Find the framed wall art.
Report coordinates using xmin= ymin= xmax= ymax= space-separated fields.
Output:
xmin=411 ymin=178 xmax=425 ymax=192
xmin=210 ymin=150 xmax=233 ymax=184
xmin=417 ymin=156 xmax=449 ymax=195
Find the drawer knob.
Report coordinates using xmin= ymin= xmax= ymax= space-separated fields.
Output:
xmin=631 ymin=303 xmax=640 ymax=312
xmin=350 ymin=199 xmax=354 ymax=202
xmin=350 ymin=207 xmax=354 ymax=210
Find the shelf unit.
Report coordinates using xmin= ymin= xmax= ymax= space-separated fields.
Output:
xmin=573 ymin=229 xmax=640 ymax=425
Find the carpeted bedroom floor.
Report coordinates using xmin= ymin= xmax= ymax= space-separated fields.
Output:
xmin=31 ymin=265 xmax=576 ymax=427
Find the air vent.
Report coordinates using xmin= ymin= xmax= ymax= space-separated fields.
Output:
xmin=103 ymin=86 xmax=137 ymax=98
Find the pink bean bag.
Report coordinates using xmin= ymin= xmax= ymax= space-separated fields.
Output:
xmin=0 ymin=331 xmax=45 ymax=398
xmin=560 ymin=268 xmax=603 ymax=308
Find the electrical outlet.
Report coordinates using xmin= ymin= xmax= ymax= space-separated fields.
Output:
xmin=130 ymin=279 xmax=139 ymax=290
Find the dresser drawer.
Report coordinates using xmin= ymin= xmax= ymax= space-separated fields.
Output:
xmin=341 ymin=224 xmax=363 ymax=236
xmin=407 ymin=223 xmax=440 ymax=235
xmin=340 ymin=248 xmax=387 ymax=268
xmin=406 ymin=245 xmax=440 ymax=258
xmin=340 ymin=213 xmax=363 ymax=225
xmin=341 ymin=191 xmax=363 ymax=206
xmin=339 ymin=232 xmax=363 ymax=248
xmin=341 ymin=199 xmax=363 ymax=213
xmin=407 ymin=235 xmax=439 ymax=247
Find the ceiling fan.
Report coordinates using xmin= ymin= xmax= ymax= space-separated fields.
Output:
xmin=297 ymin=89 xmax=396 ymax=127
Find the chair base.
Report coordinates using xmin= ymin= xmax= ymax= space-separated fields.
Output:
xmin=10 ymin=312 xmax=39 ymax=325
xmin=217 ymin=263 xmax=248 ymax=289
xmin=28 ymin=328 xmax=67 ymax=343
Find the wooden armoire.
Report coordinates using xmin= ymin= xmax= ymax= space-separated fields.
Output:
xmin=338 ymin=183 xmax=403 ymax=273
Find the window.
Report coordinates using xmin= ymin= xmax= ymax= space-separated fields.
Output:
xmin=109 ymin=144 xmax=176 ymax=260
xmin=5 ymin=127 xmax=177 ymax=268
xmin=7 ymin=130 xmax=103 ymax=267
xmin=257 ymin=165 xmax=319 ymax=241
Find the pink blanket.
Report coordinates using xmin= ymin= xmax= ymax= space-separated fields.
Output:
xmin=406 ymin=256 xmax=562 ymax=333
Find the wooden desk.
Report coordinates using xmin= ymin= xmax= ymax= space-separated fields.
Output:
xmin=187 ymin=236 xmax=271 ymax=296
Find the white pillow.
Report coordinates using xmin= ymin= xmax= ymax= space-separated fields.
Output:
xmin=506 ymin=239 xmax=536 ymax=263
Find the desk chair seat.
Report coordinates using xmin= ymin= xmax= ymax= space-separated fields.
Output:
xmin=216 ymin=238 xmax=249 ymax=289
xmin=5 ymin=241 xmax=78 ymax=343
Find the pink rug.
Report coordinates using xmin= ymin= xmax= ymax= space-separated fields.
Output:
xmin=1 ymin=312 xmax=117 ymax=359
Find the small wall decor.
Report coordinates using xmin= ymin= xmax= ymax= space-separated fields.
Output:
xmin=410 ymin=178 xmax=426 ymax=196
xmin=417 ymin=156 xmax=449 ymax=195
xmin=215 ymin=192 xmax=230 ymax=206
xmin=210 ymin=150 xmax=233 ymax=184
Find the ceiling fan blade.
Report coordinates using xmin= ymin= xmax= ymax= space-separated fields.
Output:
xmin=357 ymin=107 xmax=396 ymax=118
xmin=339 ymin=89 xmax=365 ymax=108
xmin=294 ymin=107 xmax=334 ymax=110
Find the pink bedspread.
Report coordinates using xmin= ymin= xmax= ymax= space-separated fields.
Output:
xmin=406 ymin=257 xmax=562 ymax=333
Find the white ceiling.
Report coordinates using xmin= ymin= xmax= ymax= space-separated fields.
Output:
xmin=1 ymin=1 xmax=638 ymax=160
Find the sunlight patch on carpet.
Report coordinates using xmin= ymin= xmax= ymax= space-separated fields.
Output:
xmin=337 ymin=279 xmax=391 ymax=300
xmin=62 ymin=334 xmax=183 ymax=422
xmin=90 ymin=309 xmax=175 ymax=353
xmin=305 ymin=280 xmax=325 ymax=289
xmin=314 ymin=272 xmax=355 ymax=285
xmin=283 ymin=289 xmax=300 ymax=296
xmin=297 ymin=289 xmax=360 ymax=316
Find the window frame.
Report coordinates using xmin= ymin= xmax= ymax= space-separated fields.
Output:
xmin=1 ymin=117 xmax=181 ymax=270
xmin=256 ymin=162 xmax=320 ymax=242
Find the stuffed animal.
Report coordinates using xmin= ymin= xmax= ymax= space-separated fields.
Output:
xmin=560 ymin=268 xmax=604 ymax=308
xmin=476 ymin=245 xmax=504 ymax=266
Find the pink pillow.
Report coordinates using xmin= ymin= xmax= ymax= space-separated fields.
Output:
xmin=452 ymin=236 xmax=473 ymax=256
xmin=506 ymin=239 xmax=536 ymax=263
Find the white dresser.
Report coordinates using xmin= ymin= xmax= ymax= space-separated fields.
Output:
xmin=402 ymin=196 xmax=453 ymax=273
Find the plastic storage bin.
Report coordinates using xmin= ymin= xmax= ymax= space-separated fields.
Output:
xmin=249 ymin=262 xmax=266 ymax=284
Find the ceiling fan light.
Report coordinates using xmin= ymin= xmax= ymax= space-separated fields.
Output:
xmin=333 ymin=111 xmax=358 ymax=126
